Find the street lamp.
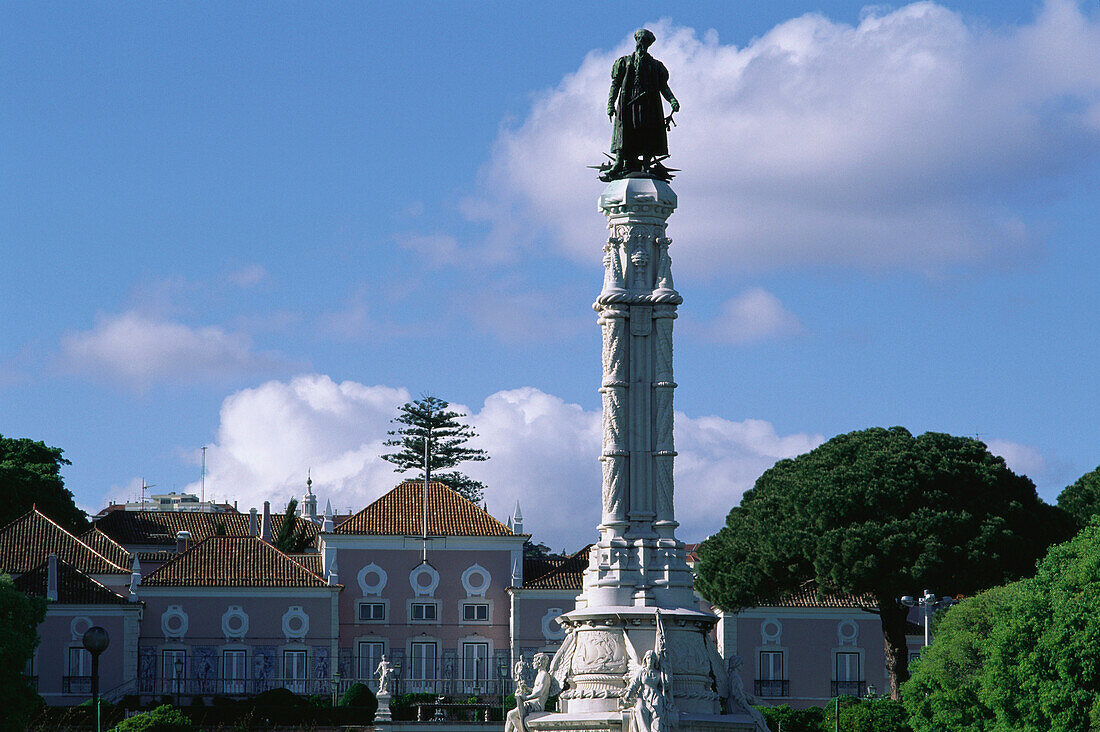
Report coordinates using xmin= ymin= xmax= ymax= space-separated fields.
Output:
xmin=900 ymin=589 xmax=955 ymax=647
xmin=332 ymin=671 xmax=341 ymax=708
xmin=82 ymin=627 xmax=109 ymax=732
xmin=174 ymin=657 xmax=185 ymax=707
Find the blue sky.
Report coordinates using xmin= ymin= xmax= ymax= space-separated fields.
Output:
xmin=3 ymin=1 xmax=1099 ymax=549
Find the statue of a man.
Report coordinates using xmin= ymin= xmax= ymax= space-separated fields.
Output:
xmin=505 ymin=653 xmax=554 ymax=732
xmin=376 ymin=655 xmax=397 ymax=696
xmin=604 ymin=28 xmax=680 ymax=181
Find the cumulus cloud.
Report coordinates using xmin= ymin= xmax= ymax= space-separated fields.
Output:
xmin=395 ymin=233 xmax=463 ymax=266
xmin=61 ymin=311 xmax=293 ymax=390
xmin=697 ymin=288 xmax=803 ymax=344
xmin=468 ymin=1 xmax=1100 ymax=276
xmin=178 ymin=377 xmax=821 ymax=549
xmin=987 ymin=438 xmax=1049 ymax=481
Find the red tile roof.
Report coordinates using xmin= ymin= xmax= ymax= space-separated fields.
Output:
xmin=14 ymin=557 xmax=131 ymax=605
xmin=335 ymin=481 xmax=517 ymax=536
xmin=768 ymin=581 xmax=878 ymax=610
xmin=141 ymin=536 xmax=331 ymax=587
xmin=521 ymin=546 xmax=591 ymax=590
xmin=79 ymin=527 xmax=132 ymax=568
xmin=288 ymin=553 xmax=323 ymax=575
xmin=93 ymin=509 xmax=319 ymax=547
xmin=0 ymin=509 xmax=129 ymax=576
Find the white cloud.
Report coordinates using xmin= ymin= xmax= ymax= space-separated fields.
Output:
xmin=987 ymin=438 xmax=1049 ymax=480
xmin=178 ymin=377 xmax=822 ymax=549
xmin=698 ymin=288 xmax=803 ymax=344
xmin=395 ymin=233 xmax=462 ymax=266
xmin=469 ymin=1 xmax=1100 ymax=276
xmin=61 ymin=311 xmax=292 ymax=390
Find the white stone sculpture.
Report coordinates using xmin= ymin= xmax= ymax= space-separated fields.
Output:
xmin=376 ymin=655 xmax=397 ymax=695
xmin=620 ymin=650 xmax=675 ymax=732
xmin=505 ymin=652 xmax=554 ymax=732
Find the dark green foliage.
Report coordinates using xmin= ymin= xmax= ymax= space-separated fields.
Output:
xmin=1058 ymin=466 xmax=1100 ymax=527
xmin=111 ymin=704 xmax=196 ymax=732
xmin=390 ymin=692 xmax=437 ymax=721
xmin=696 ymin=427 xmax=1075 ymax=698
xmin=835 ymin=697 xmax=911 ymax=731
xmin=339 ymin=681 xmax=379 ymax=720
xmin=904 ymin=518 xmax=1100 ymax=730
xmin=524 ymin=541 xmax=557 ymax=559
xmin=272 ymin=499 xmax=312 ymax=552
xmin=0 ymin=574 xmax=47 ymax=732
xmin=755 ymin=703 xmax=824 ymax=732
xmin=381 ymin=396 xmax=489 ymax=503
xmin=0 ymin=434 xmax=87 ymax=534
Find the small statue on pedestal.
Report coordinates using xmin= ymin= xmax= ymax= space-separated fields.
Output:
xmin=376 ymin=655 xmax=397 ymax=696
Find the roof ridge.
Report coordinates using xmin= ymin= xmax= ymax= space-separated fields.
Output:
xmin=4 ymin=508 xmax=130 ymax=573
xmin=142 ymin=535 xmax=331 ymax=587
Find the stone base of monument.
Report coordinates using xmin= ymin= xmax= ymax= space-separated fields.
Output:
xmin=526 ymin=710 xmax=760 ymax=732
xmin=375 ymin=692 xmax=393 ymax=723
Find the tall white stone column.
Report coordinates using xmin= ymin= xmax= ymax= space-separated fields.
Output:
xmin=526 ymin=178 xmax=764 ymax=732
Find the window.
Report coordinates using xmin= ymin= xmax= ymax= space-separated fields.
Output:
xmin=410 ymin=642 xmax=437 ymax=680
xmin=162 ymin=650 xmax=186 ymax=695
xmin=754 ymin=651 xmax=788 ymax=698
xmin=832 ymin=652 xmax=863 ymax=696
xmin=411 ymin=602 xmax=438 ymax=621
xmin=462 ymin=603 xmax=489 ymax=622
xmin=358 ymin=602 xmax=386 ymax=621
xmin=283 ymin=650 xmax=308 ymax=693
xmin=223 ymin=650 xmax=247 ymax=695
xmin=68 ymin=647 xmax=91 ymax=676
xmin=358 ymin=641 xmax=384 ymax=681
xmin=462 ymin=642 xmax=489 ymax=680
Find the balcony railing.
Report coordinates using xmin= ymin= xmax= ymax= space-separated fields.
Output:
xmin=141 ymin=676 xmax=512 ymax=699
xmin=63 ymin=676 xmax=92 ymax=694
xmin=831 ymin=680 xmax=866 ymax=697
xmin=754 ymin=679 xmax=789 ymax=698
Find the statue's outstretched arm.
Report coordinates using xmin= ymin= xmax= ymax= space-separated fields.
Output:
xmin=661 ymin=85 xmax=680 ymax=113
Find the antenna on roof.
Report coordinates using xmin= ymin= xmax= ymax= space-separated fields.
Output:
xmin=141 ymin=479 xmax=156 ymax=511
xmin=200 ymin=446 xmax=207 ymax=504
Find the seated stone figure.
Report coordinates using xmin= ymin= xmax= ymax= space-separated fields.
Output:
xmin=505 ymin=653 xmax=553 ymax=732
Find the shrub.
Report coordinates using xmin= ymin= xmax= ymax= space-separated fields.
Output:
xmin=111 ymin=704 xmax=196 ymax=732
xmin=390 ymin=692 xmax=437 ymax=721
xmin=755 ymin=703 xmax=824 ymax=732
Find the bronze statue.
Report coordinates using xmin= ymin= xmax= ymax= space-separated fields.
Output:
xmin=600 ymin=29 xmax=680 ymax=182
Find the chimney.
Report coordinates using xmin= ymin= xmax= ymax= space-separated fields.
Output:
xmin=511 ymin=556 xmax=522 ymax=588
xmin=261 ymin=501 xmax=272 ymax=542
xmin=322 ymin=500 xmax=334 ymax=533
xmin=176 ymin=530 xmax=191 ymax=554
xmin=47 ymin=553 xmax=58 ymax=601
xmin=129 ymin=556 xmax=141 ymax=602
xmin=511 ymin=501 xmax=524 ymax=535
xmin=248 ymin=508 xmax=258 ymax=537
xmin=325 ymin=546 xmax=339 ymax=586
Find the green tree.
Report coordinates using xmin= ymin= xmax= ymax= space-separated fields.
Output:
xmin=695 ymin=427 xmax=1074 ymax=699
xmin=273 ymin=499 xmax=312 ymax=553
xmin=902 ymin=584 xmax=1020 ymax=732
xmin=111 ymin=704 xmax=196 ymax=732
xmin=0 ymin=434 xmax=87 ymax=534
xmin=1057 ymin=466 xmax=1100 ymax=527
xmin=754 ymin=703 xmax=824 ymax=732
xmin=381 ymin=396 xmax=489 ymax=503
xmin=0 ymin=575 xmax=48 ymax=732
xmin=904 ymin=518 xmax=1100 ymax=730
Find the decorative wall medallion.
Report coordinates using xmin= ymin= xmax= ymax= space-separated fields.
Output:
xmin=761 ymin=618 xmax=782 ymax=645
xmin=572 ymin=629 xmax=627 ymax=673
xmin=460 ymin=563 xmax=491 ymax=597
xmin=541 ymin=608 xmax=565 ymax=642
xmin=409 ymin=562 xmax=439 ymax=597
xmin=221 ymin=605 xmax=249 ymax=640
xmin=838 ymin=619 xmax=858 ymax=646
xmin=161 ymin=605 xmax=189 ymax=640
xmin=70 ymin=616 xmax=93 ymax=641
xmin=282 ymin=606 xmax=309 ymax=641
xmin=357 ymin=562 xmax=388 ymax=596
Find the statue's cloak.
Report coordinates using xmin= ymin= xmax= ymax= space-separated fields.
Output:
xmin=610 ymin=52 xmax=671 ymax=158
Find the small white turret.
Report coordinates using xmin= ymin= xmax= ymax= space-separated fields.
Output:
xmin=129 ymin=556 xmax=141 ymax=601
xmin=511 ymin=501 xmax=524 ymax=534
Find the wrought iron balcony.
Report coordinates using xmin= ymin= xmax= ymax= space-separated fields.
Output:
xmin=754 ymin=679 xmax=789 ymax=697
xmin=831 ymin=680 xmax=866 ymax=697
xmin=62 ymin=676 xmax=92 ymax=694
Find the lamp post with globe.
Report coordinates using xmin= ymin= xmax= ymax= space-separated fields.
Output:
xmin=82 ymin=627 xmax=109 ymax=732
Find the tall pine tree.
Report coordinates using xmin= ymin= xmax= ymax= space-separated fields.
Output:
xmin=381 ymin=396 xmax=489 ymax=503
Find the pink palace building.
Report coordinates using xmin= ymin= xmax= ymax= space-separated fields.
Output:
xmin=3 ymin=480 xmax=924 ymax=709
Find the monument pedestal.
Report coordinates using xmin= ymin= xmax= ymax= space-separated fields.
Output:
xmin=376 ymin=691 xmax=393 ymax=723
